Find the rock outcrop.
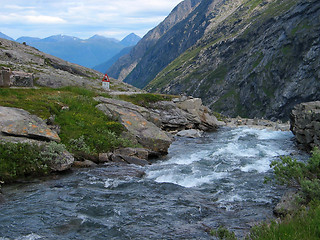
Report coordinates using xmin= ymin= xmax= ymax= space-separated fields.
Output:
xmin=290 ymin=101 xmax=320 ymax=150
xmin=0 ymin=106 xmax=60 ymax=142
xmin=94 ymin=96 xmax=219 ymax=154
xmin=95 ymin=97 xmax=172 ymax=155
xmin=150 ymin=96 xmax=220 ymax=131
xmin=107 ymin=0 xmax=201 ymax=83
xmin=274 ymin=191 xmax=300 ymax=217
xmin=0 ymin=106 xmax=74 ymax=171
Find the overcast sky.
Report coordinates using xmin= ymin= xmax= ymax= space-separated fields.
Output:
xmin=0 ymin=0 xmax=183 ymax=40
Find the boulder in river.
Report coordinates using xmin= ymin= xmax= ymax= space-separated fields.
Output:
xmin=151 ymin=96 xmax=220 ymax=131
xmin=176 ymin=129 xmax=203 ymax=138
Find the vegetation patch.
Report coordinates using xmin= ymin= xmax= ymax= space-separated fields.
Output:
xmin=0 ymin=142 xmax=51 ymax=183
xmin=252 ymin=52 xmax=264 ymax=70
xmin=247 ymin=148 xmax=320 ymax=239
xmin=0 ymin=87 xmax=132 ymax=155
xmin=291 ymin=20 xmax=312 ymax=36
xmin=207 ymin=65 xmax=228 ymax=84
xmin=118 ymin=93 xmax=175 ymax=108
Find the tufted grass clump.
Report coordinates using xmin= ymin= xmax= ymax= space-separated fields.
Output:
xmin=118 ymin=93 xmax=175 ymax=108
xmin=248 ymin=202 xmax=320 ymax=240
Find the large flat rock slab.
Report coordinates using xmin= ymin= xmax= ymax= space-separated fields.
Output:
xmin=95 ymin=97 xmax=172 ymax=155
xmin=0 ymin=106 xmax=60 ymax=142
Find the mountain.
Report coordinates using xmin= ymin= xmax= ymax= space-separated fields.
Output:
xmin=147 ymin=0 xmax=320 ymax=121
xmin=120 ymin=33 xmax=141 ymax=47
xmin=106 ymin=0 xmax=202 ymax=81
xmin=15 ymin=34 xmax=139 ymax=69
xmin=0 ymin=32 xmax=14 ymax=41
xmin=93 ymin=46 xmax=134 ymax=73
xmin=16 ymin=36 xmax=41 ymax=43
xmin=110 ymin=0 xmax=320 ymax=121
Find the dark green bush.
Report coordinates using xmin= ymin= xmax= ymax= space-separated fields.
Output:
xmin=268 ymin=147 xmax=320 ymax=203
xmin=0 ymin=142 xmax=49 ymax=183
xmin=210 ymin=226 xmax=237 ymax=240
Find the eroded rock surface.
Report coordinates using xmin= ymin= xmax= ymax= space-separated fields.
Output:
xmin=290 ymin=101 xmax=320 ymax=150
xmin=0 ymin=106 xmax=74 ymax=172
xmin=0 ymin=106 xmax=60 ymax=142
xmin=95 ymin=97 xmax=172 ymax=155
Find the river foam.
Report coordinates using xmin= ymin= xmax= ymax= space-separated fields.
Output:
xmin=146 ymin=127 xmax=296 ymax=188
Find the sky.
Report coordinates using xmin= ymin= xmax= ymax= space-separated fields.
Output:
xmin=0 ymin=0 xmax=183 ymax=41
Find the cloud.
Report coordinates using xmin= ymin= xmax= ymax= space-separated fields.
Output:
xmin=0 ymin=0 xmax=183 ymax=40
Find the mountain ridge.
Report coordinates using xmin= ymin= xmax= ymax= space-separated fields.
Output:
xmin=146 ymin=0 xmax=320 ymax=120
xmin=11 ymin=33 xmax=141 ymax=69
xmin=106 ymin=0 xmax=202 ymax=81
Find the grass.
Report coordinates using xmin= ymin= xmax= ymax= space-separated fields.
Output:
xmin=0 ymin=86 xmax=133 ymax=156
xmin=248 ymin=203 xmax=320 ymax=240
xmin=117 ymin=93 xmax=176 ymax=108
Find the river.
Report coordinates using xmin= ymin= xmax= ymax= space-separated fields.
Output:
xmin=0 ymin=127 xmax=308 ymax=240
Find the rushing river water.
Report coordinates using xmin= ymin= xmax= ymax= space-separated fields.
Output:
xmin=0 ymin=127 xmax=309 ymax=240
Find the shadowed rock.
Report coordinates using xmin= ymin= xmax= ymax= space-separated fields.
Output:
xmin=290 ymin=101 xmax=320 ymax=150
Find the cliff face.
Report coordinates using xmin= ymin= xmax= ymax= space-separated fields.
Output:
xmin=147 ymin=0 xmax=320 ymax=120
xmin=106 ymin=0 xmax=202 ymax=83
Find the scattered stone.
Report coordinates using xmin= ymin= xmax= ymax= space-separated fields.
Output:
xmin=274 ymin=191 xmax=299 ymax=217
xmin=113 ymin=147 xmax=150 ymax=160
xmin=72 ymin=160 xmax=97 ymax=168
xmin=10 ymin=71 xmax=34 ymax=87
xmin=224 ymin=117 xmax=290 ymax=131
xmin=48 ymin=150 xmax=74 ymax=172
xmin=98 ymin=152 xmax=112 ymax=163
xmin=176 ymin=129 xmax=203 ymax=138
xmin=120 ymin=155 xmax=150 ymax=166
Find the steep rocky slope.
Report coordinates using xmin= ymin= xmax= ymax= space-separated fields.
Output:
xmin=147 ymin=0 xmax=320 ymax=120
xmin=106 ymin=0 xmax=201 ymax=83
xmin=0 ymin=38 xmax=137 ymax=91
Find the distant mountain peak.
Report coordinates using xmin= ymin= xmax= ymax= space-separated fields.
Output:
xmin=120 ymin=33 xmax=141 ymax=47
xmin=42 ymin=34 xmax=80 ymax=42
xmin=88 ymin=34 xmax=119 ymax=43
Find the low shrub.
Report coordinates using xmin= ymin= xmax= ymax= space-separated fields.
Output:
xmin=210 ymin=226 xmax=237 ymax=240
xmin=249 ymin=148 xmax=320 ymax=239
xmin=267 ymin=147 xmax=320 ymax=203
